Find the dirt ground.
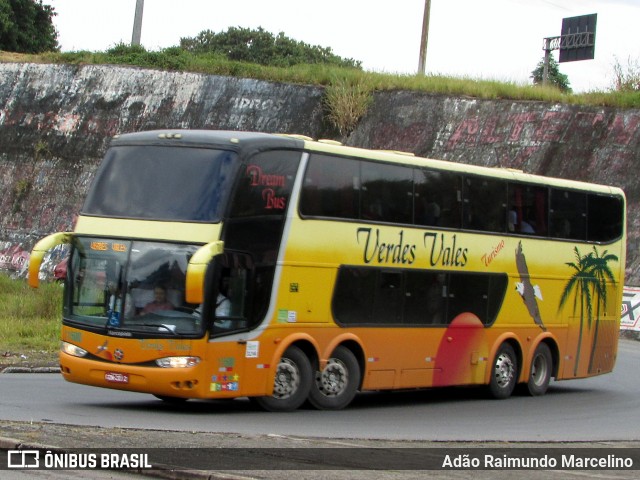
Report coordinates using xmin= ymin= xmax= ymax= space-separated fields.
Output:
xmin=0 ymin=348 xmax=59 ymax=373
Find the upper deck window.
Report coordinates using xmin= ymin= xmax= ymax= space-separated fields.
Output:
xmin=300 ymin=153 xmax=624 ymax=243
xmin=83 ymin=146 xmax=238 ymax=222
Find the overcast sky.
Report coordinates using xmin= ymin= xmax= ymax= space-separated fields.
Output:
xmin=46 ymin=0 xmax=640 ymax=93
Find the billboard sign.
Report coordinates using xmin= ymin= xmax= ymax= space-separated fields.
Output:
xmin=559 ymin=13 xmax=597 ymax=63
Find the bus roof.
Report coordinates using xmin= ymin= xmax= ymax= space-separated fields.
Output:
xmin=109 ymin=130 xmax=623 ymax=197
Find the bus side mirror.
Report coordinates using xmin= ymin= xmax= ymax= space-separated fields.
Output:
xmin=185 ymin=241 xmax=224 ymax=304
xmin=28 ymin=232 xmax=73 ymax=288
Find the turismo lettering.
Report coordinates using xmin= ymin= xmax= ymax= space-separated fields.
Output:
xmin=481 ymin=239 xmax=505 ymax=267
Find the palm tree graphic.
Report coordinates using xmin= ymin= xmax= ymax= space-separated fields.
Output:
xmin=558 ymin=247 xmax=618 ymax=376
xmin=587 ymin=247 xmax=619 ymax=374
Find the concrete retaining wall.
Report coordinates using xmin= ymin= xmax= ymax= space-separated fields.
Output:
xmin=1 ymin=63 xmax=639 ymax=282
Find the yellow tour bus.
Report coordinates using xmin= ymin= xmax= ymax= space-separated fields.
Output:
xmin=29 ymin=130 xmax=626 ymax=411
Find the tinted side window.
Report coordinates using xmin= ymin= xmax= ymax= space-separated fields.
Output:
xmin=404 ymin=271 xmax=447 ymax=324
xmin=415 ymin=169 xmax=462 ymax=228
xmin=300 ymin=154 xmax=359 ymax=219
xmin=361 ymin=162 xmax=413 ymax=224
xmin=332 ymin=267 xmax=376 ymax=324
xmin=229 ymin=150 xmax=300 ymax=218
xmin=333 ymin=267 xmax=507 ymax=327
xmin=372 ymin=271 xmax=403 ymax=323
xmin=550 ymin=189 xmax=586 ymax=240
xmin=507 ymin=184 xmax=548 ymax=236
xmin=463 ymin=177 xmax=507 ymax=232
xmin=587 ymin=194 xmax=624 ymax=242
xmin=447 ymin=273 xmax=507 ymax=325
xmin=225 ymin=150 xmax=301 ymax=324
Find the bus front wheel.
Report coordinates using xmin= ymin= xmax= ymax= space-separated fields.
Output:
xmin=488 ymin=343 xmax=518 ymax=399
xmin=526 ymin=343 xmax=552 ymax=396
xmin=308 ymin=346 xmax=360 ymax=410
xmin=253 ymin=345 xmax=312 ymax=412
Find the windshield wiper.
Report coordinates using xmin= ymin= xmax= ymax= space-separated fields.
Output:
xmin=136 ymin=323 xmax=179 ymax=336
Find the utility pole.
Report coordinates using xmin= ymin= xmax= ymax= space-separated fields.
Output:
xmin=543 ymin=38 xmax=551 ymax=85
xmin=131 ymin=0 xmax=144 ymax=46
xmin=417 ymin=0 xmax=431 ymax=75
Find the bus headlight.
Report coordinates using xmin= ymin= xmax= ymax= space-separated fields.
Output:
xmin=61 ymin=341 xmax=88 ymax=358
xmin=155 ymin=356 xmax=201 ymax=368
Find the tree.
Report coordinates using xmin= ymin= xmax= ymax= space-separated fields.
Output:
xmin=180 ymin=26 xmax=361 ymax=69
xmin=0 ymin=0 xmax=59 ymax=53
xmin=530 ymin=55 xmax=571 ymax=93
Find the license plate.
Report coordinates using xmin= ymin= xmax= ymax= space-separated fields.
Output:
xmin=105 ymin=372 xmax=129 ymax=384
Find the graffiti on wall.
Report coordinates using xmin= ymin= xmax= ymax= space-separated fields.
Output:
xmin=0 ymin=242 xmax=68 ymax=280
xmin=622 ymin=287 xmax=640 ymax=333
xmin=0 ymin=243 xmax=30 ymax=278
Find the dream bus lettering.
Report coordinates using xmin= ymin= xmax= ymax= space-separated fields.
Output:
xmin=246 ymin=165 xmax=285 ymax=187
xmin=246 ymin=164 xmax=287 ymax=210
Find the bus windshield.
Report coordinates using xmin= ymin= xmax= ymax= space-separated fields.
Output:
xmin=82 ymin=146 xmax=238 ymax=222
xmin=66 ymin=237 xmax=201 ymax=337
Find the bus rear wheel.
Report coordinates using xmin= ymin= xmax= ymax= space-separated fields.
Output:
xmin=526 ymin=343 xmax=552 ymax=396
xmin=253 ymin=345 xmax=312 ymax=412
xmin=308 ymin=346 xmax=360 ymax=410
xmin=489 ymin=343 xmax=518 ymax=399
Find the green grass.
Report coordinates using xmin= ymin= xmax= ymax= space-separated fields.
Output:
xmin=2 ymin=48 xmax=640 ymax=109
xmin=0 ymin=274 xmax=61 ymax=352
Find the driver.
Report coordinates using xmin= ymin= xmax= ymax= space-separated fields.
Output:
xmin=142 ymin=285 xmax=174 ymax=315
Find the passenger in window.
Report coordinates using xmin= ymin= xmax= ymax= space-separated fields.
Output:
xmin=520 ymin=216 xmax=535 ymax=234
xmin=508 ymin=210 xmax=518 ymax=232
xmin=363 ymin=199 xmax=384 ymax=220
xmin=142 ymin=285 xmax=174 ymax=314
xmin=214 ymin=276 xmax=232 ymax=329
xmin=423 ymin=199 xmax=441 ymax=226
xmin=216 ymin=276 xmax=231 ymax=317
xmin=509 ymin=209 xmax=535 ymax=234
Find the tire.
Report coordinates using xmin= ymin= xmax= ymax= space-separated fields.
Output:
xmin=489 ymin=343 xmax=518 ymax=399
xmin=526 ymin=343 xmax=552 ymax=396
xmin=253 ymin=346 xmax=312 ymax=412
xmin=308 ymin=346 xmax=360 ymax=410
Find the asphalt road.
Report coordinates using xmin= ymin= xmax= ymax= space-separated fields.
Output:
xmin=1 ymin=339 xmax=639 ymax=442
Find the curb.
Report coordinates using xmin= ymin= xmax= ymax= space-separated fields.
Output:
xmin=0 ymin=366 xmax=60 ymax=374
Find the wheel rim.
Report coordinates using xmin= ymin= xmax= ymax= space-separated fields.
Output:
xmin=494 ymin=351 xmax=515 ymax=388
xmin=316 ymin=358 xmax=348 ymax=397
xmin=531 ymin=352 xmax=548 ymax=387
xmin=273 ymin=358 xmax=300 ymax=399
